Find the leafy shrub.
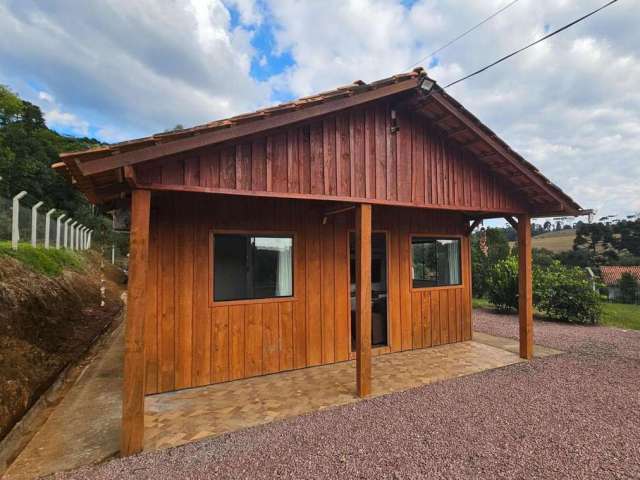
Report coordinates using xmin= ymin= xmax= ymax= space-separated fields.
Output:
xmin=471 ymin=228 xmax=510 ymax=298
xmin=486 ymin=256 xmax=519 ymax=313
xmin=536 ymin=261 xmax=601 ymax=324
xmin=486 ymin=257 xmax=602 ymax=324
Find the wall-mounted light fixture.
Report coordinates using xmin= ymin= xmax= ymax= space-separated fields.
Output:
xmin=390 ymin=109 xmax=399 ymax=134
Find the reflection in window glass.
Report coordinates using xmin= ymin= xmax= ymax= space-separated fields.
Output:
xmin=213 ymin=234 xmax=293 ymax=301
xmin=411 ymin=238 xmax=461 ymax=288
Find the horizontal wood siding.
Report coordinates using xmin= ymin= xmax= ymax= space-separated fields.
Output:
xmin=136 ymin=103 xmax=527 ymax=214
xmin=144 ymin=193 xmax=472 ymax=395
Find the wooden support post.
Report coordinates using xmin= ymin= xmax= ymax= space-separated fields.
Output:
xmin=121 ymin=189 xmax=151 ymax=456
xmin=355 ymin=203 xmax=372 ymax=397
xmin=517 ymin=213 xmax=533 ymax=359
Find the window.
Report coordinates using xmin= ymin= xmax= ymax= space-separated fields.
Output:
xmin=213 ymin=234 xmax=293 ymax=302
xmin=411 ymin=237 xmax=461 ymax=288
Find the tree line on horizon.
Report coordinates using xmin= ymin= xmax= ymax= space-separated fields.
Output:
xmin=0 ymin=85 xmax=128 ymax=253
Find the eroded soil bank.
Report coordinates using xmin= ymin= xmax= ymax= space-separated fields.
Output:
xmin=0 ymin=253 xmax=123 ymax=440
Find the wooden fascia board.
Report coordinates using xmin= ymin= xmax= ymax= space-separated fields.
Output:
xmin=429 ymin=92 xmax=570 ymax=212
xmin=78 ymin=77 xmax=422 ymax=177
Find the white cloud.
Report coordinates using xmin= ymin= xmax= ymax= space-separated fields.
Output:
xmin=38 ymin=91 xmax=54 ymax=103
xmin=0 ymin=0 xmax=638 ymax=219
xmin=45 ymin=108 xmax=90 ymax=137
xmin=223 ymin=0 xmax=263 ymax=26
xmin=0 ymin=0 xmax=270 ymax=139
xmin=37 ymin=89 xmax=90 ymax=137
xmin=263 ymin=0 xmax=640 ymax=218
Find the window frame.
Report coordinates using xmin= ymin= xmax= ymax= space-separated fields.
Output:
xmin=209 ymin=229 xmax=296 ymax=306
xmin=409 ymin=234 xmax=464 ymax=291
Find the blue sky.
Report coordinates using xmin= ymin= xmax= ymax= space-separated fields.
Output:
xmin=0 ymin=0 xmax=638 ymax=220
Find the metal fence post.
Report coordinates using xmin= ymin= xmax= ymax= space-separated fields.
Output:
xmin=112 ymin=244 xmax=115 ymax=264
xmin=70 ymin=221 xmax=78 ymax=250
xmin=87 ymin=230 xmax=93 ymax=249
xmin=56 ymin=213 xmax=66 ymax=249
xmin=64 ymin=218 xmax=72 ymax=249
xmin=44 ymin=208 xmax=55 ymax=249
xmin=82 ymin=227 xmax=88 ymax=250
xmin=11 ymin=191 xmax=28 ymax=250
xmin=31 ymin=201 xmax=44 ymax=247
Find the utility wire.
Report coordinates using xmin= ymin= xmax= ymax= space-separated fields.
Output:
xmin=407 ymin=0 xmax=521 ymax=70
xmin=443 ymin=0 xmax=619 ymax=89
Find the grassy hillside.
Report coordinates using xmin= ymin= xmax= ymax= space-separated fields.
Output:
xmin=0 ymin=241 xmax=83 ymax=276
xmin=509 ymin=229 xmax=576 ymax=253
xmin=531 ymin=230 xmax=576 ymax=253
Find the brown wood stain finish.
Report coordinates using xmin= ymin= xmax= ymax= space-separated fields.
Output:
xmin=143 ymin=193 xmax=473 ymax=395
xmin=136 ymin=103 xmax=528 ymax=215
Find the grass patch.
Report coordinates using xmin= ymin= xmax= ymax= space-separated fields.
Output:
xmin=472 ymin=297 xmax=492 ymax=309
xmin=600 ymin=302 xmax=640 ymax=330
xmin=474 ymin=296 xmax=640 ymax=330
xmin=0 ymin=241 xmax=84 ymax=276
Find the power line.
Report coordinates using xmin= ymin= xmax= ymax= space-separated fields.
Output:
xmin=407 ymin=0 xmax=521 ymax=70
xmin=443 ymin=0 xmax=619 ymax=89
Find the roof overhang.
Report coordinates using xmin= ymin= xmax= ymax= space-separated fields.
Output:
xmin=55 ymin=68 xmax=583 ymax=216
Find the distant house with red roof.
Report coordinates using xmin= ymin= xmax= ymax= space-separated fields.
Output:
xmin=600 ymin=266 xmax=640 ymax=301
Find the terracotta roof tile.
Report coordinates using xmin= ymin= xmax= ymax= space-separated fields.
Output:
xmin=59 ymin=68 xmax=425 ymax=160
xmin=600 ymin=266 xmax=640 ymax=286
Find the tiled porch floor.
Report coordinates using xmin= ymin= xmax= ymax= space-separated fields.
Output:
xmin=4 ymin=325 xmax=561 ymax=479
xmin=144 ymin=338 xmax=560 ymax=451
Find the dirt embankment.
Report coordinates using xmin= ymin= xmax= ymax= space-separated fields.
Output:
xmin=0 ymin=253 xmax=124 ymax=440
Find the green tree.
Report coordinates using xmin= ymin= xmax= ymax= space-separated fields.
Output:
xmin=471 ymin=227 xmax=510 ymax=298
xmin=0 ymin=85 xmax=23 ymax=125
xmin=618 ymin=272 xmax=639 ymax=304
xmin=0 ymin=84 xmax=109 ymax=243
xmin=532 ymin=248 xmax=556 ymax=269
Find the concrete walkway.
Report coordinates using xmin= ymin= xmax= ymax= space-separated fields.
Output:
xmin=4 ymin=325 xmax=124 ymax=480
xmin=3 ymin=326 xmax=560 ymax=479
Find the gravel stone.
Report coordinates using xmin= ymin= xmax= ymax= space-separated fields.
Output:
xmin=56 ymin=310 xmax=640 ymax=480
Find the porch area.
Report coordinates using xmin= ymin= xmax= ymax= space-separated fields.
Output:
xmin=3 ymin=323 xmax=560 ymax=479
xmin=145 ymin=335 xmax=557 ymax=452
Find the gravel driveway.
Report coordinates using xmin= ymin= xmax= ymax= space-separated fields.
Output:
xmin=57 ymin=310 xmax=640 ymax=480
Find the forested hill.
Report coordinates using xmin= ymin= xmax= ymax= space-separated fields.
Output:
xmin=0 ymin=85 xmax=102 ymax=219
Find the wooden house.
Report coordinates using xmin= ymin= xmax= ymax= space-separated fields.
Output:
xmin=55 ymin=68 xmax=583 ymax=456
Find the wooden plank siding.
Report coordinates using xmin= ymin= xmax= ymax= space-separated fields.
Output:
xmin=143 ymin=193 xmax=473 ymax=395
xmin=136 ymin=103 xmax=528 ymax=215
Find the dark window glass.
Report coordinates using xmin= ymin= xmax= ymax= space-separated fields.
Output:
xmin=411 ymin=238 xmax=461 ymax=288
xmin=213 ymin=234 xmax=293 ymax=302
